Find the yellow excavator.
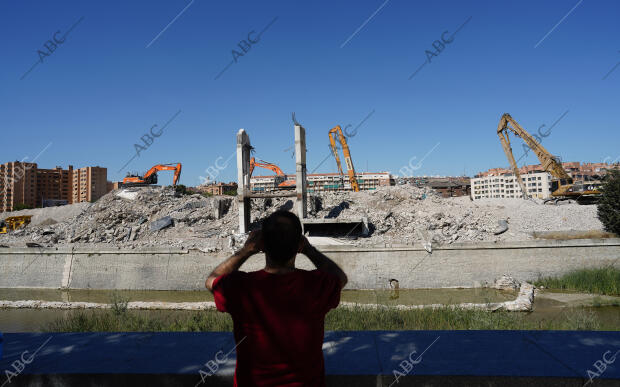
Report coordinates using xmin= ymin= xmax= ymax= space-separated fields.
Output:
xmin=497 ymin=113 xmax=600 ymax=203
xmin=329 ymin=125 xmax=360 ymax=192
xmin=0 ymin=215 xmax=32 ymax=234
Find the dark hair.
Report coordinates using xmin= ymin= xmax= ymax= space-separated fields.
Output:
xmin=262 ymin=210 xmax=302 ymax=265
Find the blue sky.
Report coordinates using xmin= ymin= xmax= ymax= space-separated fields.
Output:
xmin=1 ymin=0 xmax=618 ymax=186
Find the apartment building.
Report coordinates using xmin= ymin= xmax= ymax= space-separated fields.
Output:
xmin=470 ymin=161 xmax=619 ymax=201
xmin=37 ymin=165 xmax=73 ymax=205
xmin=0 ymin=162 xmax=110 ymax=212
xmin=0 ymin=161 xmax=38 ymax=212
xmin=72 ymin=166 xmax=108 ymax=203
xmin=471 ymin=171 xmax=551 ymax=200
xmin=250 ymin=172 xmax=394 ymax=193
xmin=195 ymin=182 xmax=238 ymax=195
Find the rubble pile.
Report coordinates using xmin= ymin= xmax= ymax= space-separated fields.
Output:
xmin=306 ymin=185 xmax=501 ymax=245
xmin=1 ymin=187 xmax=238 ymax=251
xmin=0 ymin=184 xmax=604 ymax=251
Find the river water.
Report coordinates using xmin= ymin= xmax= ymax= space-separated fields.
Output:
xmin=0 ymin=288 xmax=618 ymax=332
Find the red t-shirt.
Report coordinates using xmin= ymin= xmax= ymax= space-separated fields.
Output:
xmin=212 ymin=269 xmax=341 ymax=387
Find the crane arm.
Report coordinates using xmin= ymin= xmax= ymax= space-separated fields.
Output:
xmin=329 ymin=126 xmax=359 ymax=192
xmin=497 ymin=113 xmax=571 ymax=199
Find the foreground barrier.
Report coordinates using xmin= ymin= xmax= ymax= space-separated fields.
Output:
xmin=0 ymin=331 xmax=618 ymax=386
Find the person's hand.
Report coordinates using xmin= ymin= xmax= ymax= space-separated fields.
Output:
xmin=242 ymin=230 xmax=264 ymax=255
xmin=298 ymin=235 xmax=312 ymax=254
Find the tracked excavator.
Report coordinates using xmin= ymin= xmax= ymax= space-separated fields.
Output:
xmin=497 ymin=113 xmax=600 ymax=204
xmin=329 ymin=125 xmax=360 ymax=192
xmin=122 ymin=163 xmax=182 ymax=187
xmin=249 ymin=157 xmax=295 ymax=189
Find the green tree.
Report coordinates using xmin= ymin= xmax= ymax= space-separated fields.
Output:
xmin=597 ymin=170 xmax=620 ymax=236
xmin=12 ymin=203 xmax=33 ymax=211
xmin=174 ymin=184 xmax=192 ymax=196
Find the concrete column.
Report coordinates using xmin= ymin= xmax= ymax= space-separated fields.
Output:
xmin=236 ymin=129 xmax=252 ymax=234
xmin=294 ymin=124 xmax=307 ymax=220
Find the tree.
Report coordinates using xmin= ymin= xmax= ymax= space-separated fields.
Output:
xmin=174 ymin=185 xmax=192 ymax=196
xmin=12 ymin=203 xmax=33 ymax=211
xmin=597 ymin=170 xmax=620 ymax=236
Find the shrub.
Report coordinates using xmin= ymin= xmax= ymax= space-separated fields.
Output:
xmin=174 ymin=184 xmax=192 ymax=196
xmin=12 ymin=203 xmax=33 ymax=211
xmin=597 ymin=170 xmax=620 ymax=236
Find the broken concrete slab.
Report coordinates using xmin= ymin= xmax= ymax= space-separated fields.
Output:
xmin=494 ymin=219 xmax=509 ymax=235
xmin=150 ymin=216 xmax=173 ymax=232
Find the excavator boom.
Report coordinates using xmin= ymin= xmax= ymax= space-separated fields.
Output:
xmin=497 ymin=113 xmax=598 ymax=201
xmin=122 ymin=163 xmax=182 ymax=187
xmin=249 ymin=157 xmax=294 ymax=189
xmin=328 ymin=126 xmax=359 ymax=192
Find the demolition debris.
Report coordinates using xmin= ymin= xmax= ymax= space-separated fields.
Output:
xmin=0 ymin=185 xmax=603 ymax=252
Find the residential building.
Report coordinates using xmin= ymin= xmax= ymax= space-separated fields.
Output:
xmin=0 ymin=161 xmax=38 ymax=212
xmin=470 ymin=161 xmax=619 ymax=200
xmin=72 ymin=166 xmax=108 ymax=203
xmin=195 ymin=182 xmax=238 ymax=195
xmin=0 ymin=162 xmax=111 ymax=212
xmin=37 ymin=165 xmax=73 ymax=205
xmin=471 ymin=171 xmax=552 ymax=200
xmin=250 ymin=172 xmax=394 ymax=193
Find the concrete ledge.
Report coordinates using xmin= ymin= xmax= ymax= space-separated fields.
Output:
xmin=1 ymin=238 xmax=619 ymax=290
xmin=340 ymin=282 xmax=534 ymax=311
xmin=0 ymin=282 xmax=534 ymax=311
xmin=1 ymin=331 xmax=619 ymax=386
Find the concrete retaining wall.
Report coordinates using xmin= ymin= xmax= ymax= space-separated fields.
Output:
xmin=1 ymin=238 xmax=619 ymax=290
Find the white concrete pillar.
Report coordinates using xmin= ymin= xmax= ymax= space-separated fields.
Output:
xmin=295 ymin=124 xmax=307 ymax=219
xmin=236 ymin=129 xmax=252 ymax=233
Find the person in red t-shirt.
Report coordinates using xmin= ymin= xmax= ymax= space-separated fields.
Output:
xmin=205 ymin=210 xmax=347 ymax=386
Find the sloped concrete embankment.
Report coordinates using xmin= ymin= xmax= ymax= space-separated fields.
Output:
xmin=0 ymin=238 xmax=618 ymax=291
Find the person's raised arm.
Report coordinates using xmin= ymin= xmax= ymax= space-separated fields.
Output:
xmin=205 ymin=230 xmax=263 ymax=292
xmin=300 ymin=236 xmax=348 ymax=288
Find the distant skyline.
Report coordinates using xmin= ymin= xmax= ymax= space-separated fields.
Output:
xmin=1 ymin=0 xmax=619 ymax=186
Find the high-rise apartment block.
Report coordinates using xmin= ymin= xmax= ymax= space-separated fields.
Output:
xmin=0 ymin=162 xmax=38 ymax=212
xmin=72 ymin=166 xmax=108 ymax=204
xmin=0 ymin=162 xmax=110 ymax=212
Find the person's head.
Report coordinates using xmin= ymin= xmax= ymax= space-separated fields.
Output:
xmin=262 ymin=210 xmax=302 ymax=266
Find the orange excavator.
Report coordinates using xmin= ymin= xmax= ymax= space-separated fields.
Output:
xmin=329 ymin=125 xmax=360 ymax=192
xmin=249 ymin=157 xmax=295 ymax=189
xmin=122 ymin=163 xmax=182 ymax=187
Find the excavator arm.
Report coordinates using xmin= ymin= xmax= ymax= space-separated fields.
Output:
xmin=328 ymin=131 xmax=345 ymax=177
xmin=328 ymin=126 xmax=359 ymax=192
xmin=249 ymin=157 xmax=286 ymax=177
xmin=497 ymin=113 xmax=572 ymax=199
xmin=123 ymin=163 xmax=182 ymax=186
xmin=249 ymin=157 xmax=294 ymax=188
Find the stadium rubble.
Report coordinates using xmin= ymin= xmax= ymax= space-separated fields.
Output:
xmin=0 ymin=185 xmax=604 ymax=252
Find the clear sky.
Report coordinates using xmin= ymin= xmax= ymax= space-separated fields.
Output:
xmin=1 ymin=0 xmax=618 ymax=186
